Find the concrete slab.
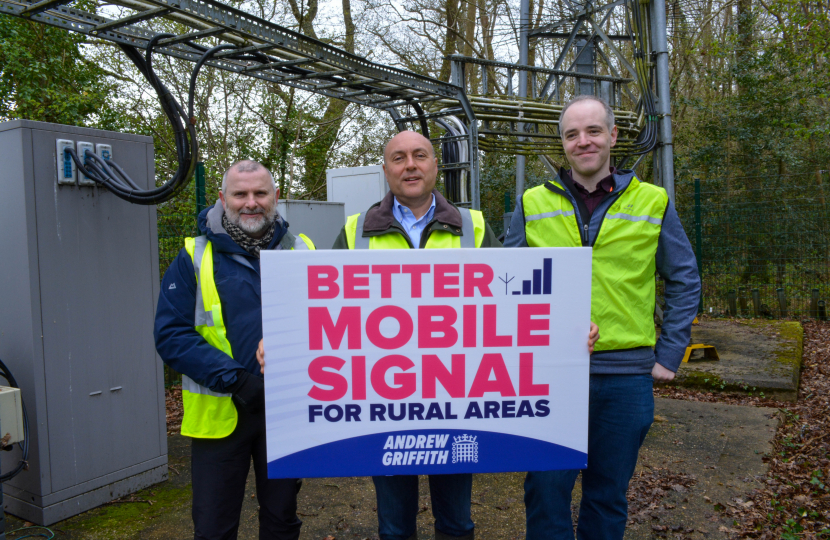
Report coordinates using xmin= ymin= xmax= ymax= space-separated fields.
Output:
xmin=3 ymin=397 xmax=778 ymax=540
xmin=672 ymin=320 xmax=803 ymax=401
xmin=624 ymin=398 xmax=778 ymax=540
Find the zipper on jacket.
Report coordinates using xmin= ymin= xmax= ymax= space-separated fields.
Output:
xmin=549 ymin=176 xmax=592 ymax=246
xmin=544 ymin=180 xmax=589 ymax=247
xmin=587 ymin=178 xmax=634 ymax=246
xmin=546 ymin=172 xmax=633 ymax=247
xmin=589 ymin=198 xmax=615 ymax=247
xmin=394 ymin=223 xmax=416 ymax=249
xmin=420 ymin=219 xmax=437 ymax=249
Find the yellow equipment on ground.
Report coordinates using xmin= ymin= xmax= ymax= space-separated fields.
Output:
xmin=682 ymin=344 xmax=720 ymax=363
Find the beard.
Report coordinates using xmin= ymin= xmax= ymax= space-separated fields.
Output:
xmin=225 ymin=204 xmax=278 ymax=236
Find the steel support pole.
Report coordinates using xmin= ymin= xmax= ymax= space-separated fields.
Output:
xmin=694 ymin=178 xmax=703 ymax=313
xmin=575 ymin=38 xmax=596 ymax=95
xmin=195 ymin=161 xmax=206 ymax=216
xmin=469 ymin=119 xmax=481 ymax=211
xmin=457 ymin=92 xmax=481 ymax=210
xmin=515 ymin=0 xmax=530 ymax=200
xmin=651 ymin=0 xmax=675 ymax=204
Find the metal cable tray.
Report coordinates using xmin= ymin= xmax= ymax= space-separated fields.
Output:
xmin=0 ymin=0 xmax=483 ymax=206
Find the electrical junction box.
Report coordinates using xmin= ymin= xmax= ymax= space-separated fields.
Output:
xmin=326 ymin=165 xmax=388 ymax=219
xmin=95 ymin=143 xmax=112 ymax=162
xmin=0 ymin=120 xmax=167 ymax=525
xmin=55 ymin=139 xmax=75 ymax=185
xmin=0 ymin=386 xmax=24 ymax=446
xmin=75 ymin=141 xmax=95 ymax=186
xmin=276 ymin=200 xmax=345 ymax=250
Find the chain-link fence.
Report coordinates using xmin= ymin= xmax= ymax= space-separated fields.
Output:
xmin=154 ymin=168 xmax=830 ymax=388
xmin=675 ymin=172 xmax=830 ymax=320
xmin=158 ymin=212 xmax=196 ymax=387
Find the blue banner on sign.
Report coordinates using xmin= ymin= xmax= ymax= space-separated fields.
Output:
xmin=267 ymin=429 xmax=587 ymax=478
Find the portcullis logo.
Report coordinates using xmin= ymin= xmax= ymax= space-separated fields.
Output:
xmin=452 ymin=434 xmax=478 ymax=464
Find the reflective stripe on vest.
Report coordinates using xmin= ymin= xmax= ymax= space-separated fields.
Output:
xmin=347 ymin=207 xmax=484 ymax=249
xmin=179 ymin=231 xmax=317 ymax=439
xmin=522 ymin=177 xmax=669 ymax=351
xmin=182 ymin=236 xmax=237 ymax=439
xmin=278 ymin=232 xmax=316 ymax=251
xmin=293 ymin=233 xmax=314 ymax=250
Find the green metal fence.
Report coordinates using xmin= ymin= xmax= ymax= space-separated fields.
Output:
xmin=675 ymin=172 xmax=830 ymax=319
xmin=154 ymin=169 xmax=830 ymax=388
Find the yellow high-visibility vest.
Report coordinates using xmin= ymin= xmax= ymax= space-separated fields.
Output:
xmin=180 ymin=232 xmax=315 ymax=438
xmin=522 ymin=176 xmax=668 ymax=351
xmin=345 ymin=208 xmax=485 ymax=249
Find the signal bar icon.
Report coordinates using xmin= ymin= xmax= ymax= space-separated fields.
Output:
xmin=513 ymin=258 xmax=552 ymax=295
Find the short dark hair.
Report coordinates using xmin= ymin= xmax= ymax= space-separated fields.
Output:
xmin=559 ymin=95 xmax=616 ymax=135
xmin=221 ymin=160 xmax=276 ymax=193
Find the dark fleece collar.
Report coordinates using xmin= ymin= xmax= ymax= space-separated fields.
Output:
xmin=362 ymin=189 xmax=462 ymax=231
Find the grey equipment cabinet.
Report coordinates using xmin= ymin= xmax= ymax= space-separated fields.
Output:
xmin=0 ymin=120 xmax=168 ymax=525
xmin=276 ymin=200 xmax=345 ymax=250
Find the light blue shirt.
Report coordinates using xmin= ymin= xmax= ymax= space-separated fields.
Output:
xmin=393 ymin=195 xmax=436 ymax=248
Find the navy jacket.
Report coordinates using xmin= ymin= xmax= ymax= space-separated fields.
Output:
xmin=154 ymin=201 xmax=288 ymax=392
xmin=504 ymin=170 xmax=701 ymax=374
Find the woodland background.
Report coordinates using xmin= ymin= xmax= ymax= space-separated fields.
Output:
xmin=0 ymin=0 xmax=828 ymax=314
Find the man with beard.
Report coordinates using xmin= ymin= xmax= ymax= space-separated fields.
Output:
xmin=155 ymin=160 xmax=315 ymax=540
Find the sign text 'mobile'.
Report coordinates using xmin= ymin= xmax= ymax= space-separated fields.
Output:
xmin=261 ymin=248 xmax=592 ymax=478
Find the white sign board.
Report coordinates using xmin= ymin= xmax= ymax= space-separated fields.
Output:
xmin=261 ymin=248 xmax=592 ymax=478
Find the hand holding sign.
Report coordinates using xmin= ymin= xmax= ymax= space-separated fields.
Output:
xmin=588 ymin=322 xmax=599 ymax=353
xmin=257 ymin=339 xmax=266 ymax=374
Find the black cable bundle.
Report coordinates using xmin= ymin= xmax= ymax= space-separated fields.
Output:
xmin=436 ymin=119 xmax=459 ymax=202
xmin=67 ymin=38 xmax=307 ymax=205
xmin=435 ymin=118 xmax=470 ymax=203
xmin=63 ymin=36 xmax=194 ymax=204
xmin=0 ymin=358 xmax=29 ymax=483
xmin=65 ymin=38 xmax=269 ymax=205
xmin=622 ymin=0 xmax=659 ymax=156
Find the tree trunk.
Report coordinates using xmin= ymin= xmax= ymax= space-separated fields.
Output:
xmin=463 ymin=0 xmax=477 ymax=91
xmin=479 ymin=0 xmax=495 ymax=93
xmin=295 ymin=0 xmax=355 ymax=196
xmin=439 ymin=0 xmax=462 ymax=82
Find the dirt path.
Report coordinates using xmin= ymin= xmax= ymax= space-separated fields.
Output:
xmin=3 ymin=396 xmax=777 ymax=540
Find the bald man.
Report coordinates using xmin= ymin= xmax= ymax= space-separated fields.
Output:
xmin=331 ymin=131 xmax=500 ymax=540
